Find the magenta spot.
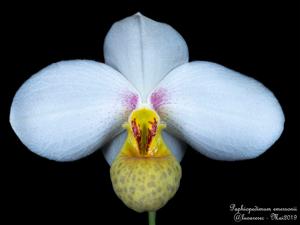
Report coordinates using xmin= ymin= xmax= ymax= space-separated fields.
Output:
xmin=151 ymin=88 xmax=168 ymax=111
xmin=147 ymin=118 xmax=157 ymax=149
xmin=131 ymin=118 xmax=141 ymax=144
xmin=122 ymin=92 xmax=138 ymax=111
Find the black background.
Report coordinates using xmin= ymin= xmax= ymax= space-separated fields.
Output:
xmin=0 ymin=1 xmax=299 ymax=225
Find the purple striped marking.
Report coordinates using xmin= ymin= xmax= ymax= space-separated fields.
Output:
xmin=150 ymin=88 xmax=169 ymax=111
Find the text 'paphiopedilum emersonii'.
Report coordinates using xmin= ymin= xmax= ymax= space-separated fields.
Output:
xmin=10 ymin=12 xmax=284 ymax=221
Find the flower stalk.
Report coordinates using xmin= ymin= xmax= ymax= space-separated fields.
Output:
xmin=148 ymin=211 xmax=156 ymax=225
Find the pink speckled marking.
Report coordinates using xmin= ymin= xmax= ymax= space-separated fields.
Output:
xmin=122 ymin=92 xmax=138 ymax=111
xmin=150 ymin=88 xmax=168 ymax=111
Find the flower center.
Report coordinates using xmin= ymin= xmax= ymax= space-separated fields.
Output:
xmin=110 ymin=107 xmax=182 ymax=212
xmin=125 ymin=107 xmax=167 ymax=157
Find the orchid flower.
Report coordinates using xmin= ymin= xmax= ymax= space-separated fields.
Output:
xmin=10 ymin=13 xmax=284 ymax=224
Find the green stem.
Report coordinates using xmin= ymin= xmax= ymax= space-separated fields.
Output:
xmin=148 ymin=211 xmax=156 ymax=225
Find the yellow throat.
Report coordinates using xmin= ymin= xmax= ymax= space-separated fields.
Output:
xmin=110 ymin=107 xmax=182 ymax=212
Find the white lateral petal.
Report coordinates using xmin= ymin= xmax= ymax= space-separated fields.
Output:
xmin=102 ymin=131 xmax=186 ymax=165
xmin=162 ymin=131 xmax=186 ymax=162
xmin=104 ymin=12 xmax=189 ymax=101
xmin=10 ymin=60 xmax=140 ymax=161
xmin=149 ymin=61 xmax=285 ymax=161
xmin=102 ymin=131 xmax=126 ymax=165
